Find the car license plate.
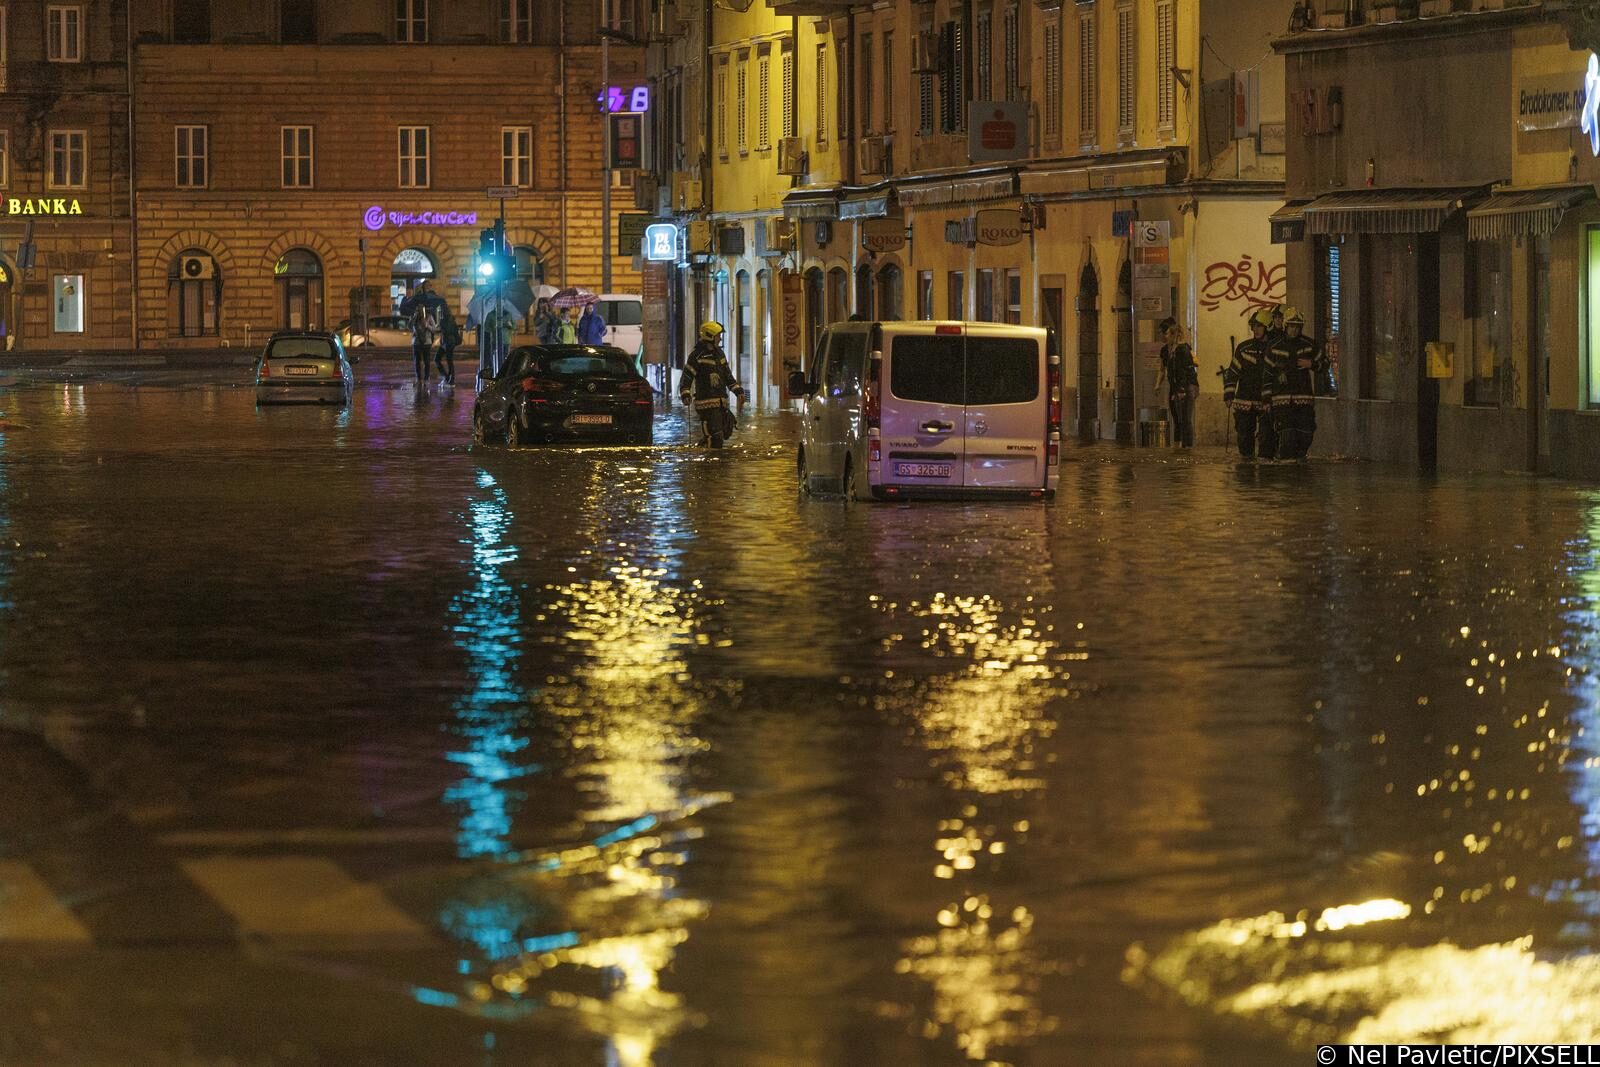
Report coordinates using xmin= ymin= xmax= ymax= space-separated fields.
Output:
xmin=894 ymin=461 xmax=953 ymax=478
xmin=285 ymin=365 xmax=318 ymax=376
xmin=571 ymin=414 xmax=613 ymax=426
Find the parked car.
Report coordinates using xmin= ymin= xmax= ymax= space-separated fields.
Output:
xmin=335 ymin=315 xmax=414 ymax=349
xmin=791 ymin=321 xmax=1060 ymax=501
xmin=595 ymin=295 xmax=643 ymax=362
xmin=254 ymin=330 xmax=354 ymax=406
xmin=473 ymin=344 xmax=654 ymax=447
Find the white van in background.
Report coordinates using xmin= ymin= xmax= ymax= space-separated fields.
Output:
xmin=596 ymin=295 xmax=643 ymax=363
xmin=791 ymin=321 xmax=1061 ymax=501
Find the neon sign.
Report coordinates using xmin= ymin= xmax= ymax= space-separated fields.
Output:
xmin=1583 ymin=54 xmax=1600 ymax=157
xmin=644 ymin=223 xmax=677 ymax=262
xmin=363 ymin=205 xmax=479 ymax=231
xmin=597 ymin=86 xmax=650 ymax=114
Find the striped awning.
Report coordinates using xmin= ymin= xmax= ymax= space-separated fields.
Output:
xmin=1303 ymin=188 xmax=1483 ymax=235
xmin=783 ymin=188 xmax=840 ymax=220
xmin=1466 ymin=185 xmax=1593 ymax=241
xmin=896 ymin=174 xmax=1017 ymax=207
xmin=839 ymin=193 xmax=893 ymax=220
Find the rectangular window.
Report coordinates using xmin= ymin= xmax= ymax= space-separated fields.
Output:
xmin=500 ymin=0 xmax=532 ymax=43
xmin=1079 ymin=8 xmax=1098 ymax=147
xmin=175 ymin=125 xmax=208 ymax=189
xmin=976 ymin=15 xmax=991 ymax=103
xmin=395 ymin=0 xmax=427 ymax=43
xmin=918 ymin=270 xmax=933 ymax=320
xmin=882 ymin=33 xmax=894 ymax=133
xmin=1116 ymin=2 xmax=1135 ymax=139
xmin=1467 ymin=239 xmax=1508 ymax=407
xmin=173 ymin=0 xmax=208 ymax=44
xmin=938 ymin=21 xmax=965 ymax=133
xmin=0 ymin=132 xmax=9 ymax=188
xmin=1156 ymin=0 xmax=1176 ymax=132
xmin=1316 ymin=237 xmax=1342 ymax=390
xmin=977 ymin=268 xmax=996 ymax=322
xmin=837 ymin=37 xmax=849 ymax=141
xmin=756 ymin=49 xmax=771 ymax=150
xmin=948 ymin=270 xmax=964 ymax=319
xmin=53 ymin=274 xmax=83 ymax=333
xmin=716 ymin=57 xmax=728 ymax=155
xmin=281 ymin=125 xmax=313 ymax=188
xmin=1003 ymin=7 xmax=1018 ymax=102
xmin=501 ymin=126 xmax=531 ymax=187
xmin=47 ymin=5 xmax=81 ymax=62
xmin=281 ymin=0 xmax=315 ymax=43
xmin=736 ymin=53 xmax=748 ymax=152
xmin=816 ymin=44 xmax=828 ymax=146
xmin=1043 ymin=16 xmax=1061 ymax=143
xmin=781 ymin=44 xmax=795 ymax=138
xmin=1004 ymin=268 xmax=1022 ymax=325
xmin=604 ymin=0 xmax=634 ymax=37
xmin=48 ymin=129 xmax=84 ymax=188
xmin=860 ymin=33 xmax=873 ymax=132
xmin=919 ymin=62 xmax=934 ymax=137
xmin=398 ymin=126 xmax=429 ymax=187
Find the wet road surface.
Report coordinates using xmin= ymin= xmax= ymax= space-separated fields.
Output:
xmin=2 ymin=361 xmax=1600 ymax=1064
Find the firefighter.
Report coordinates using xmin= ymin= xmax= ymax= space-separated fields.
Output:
xmin=1267 ymin=306 xmax=1328 ymax=461
xmin=1224 ymin=307 xmax=1276 ymax=459
xmin=679 ymin=321 xmax=746 ymax=447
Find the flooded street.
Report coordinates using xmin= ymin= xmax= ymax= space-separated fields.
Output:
xmin=3 ymin=361 xmax=1600 ymax=1064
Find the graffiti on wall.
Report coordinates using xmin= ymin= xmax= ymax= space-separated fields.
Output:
xmin=1199 ymin=255 xmax=1287 ymax=317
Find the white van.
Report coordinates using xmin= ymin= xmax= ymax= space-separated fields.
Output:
xmin=790 ymin=321 xmax=1061 ymax=501
xmin=596 ymin=294 xmax=643 ymax=362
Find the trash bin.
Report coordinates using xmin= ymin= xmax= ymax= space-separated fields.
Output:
xmin=1137 ymin=407 xmax=1170 ymax=447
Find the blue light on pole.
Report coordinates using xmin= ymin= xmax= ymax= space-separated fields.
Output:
xmin=478 ymin=260 xmax=496 ymax=279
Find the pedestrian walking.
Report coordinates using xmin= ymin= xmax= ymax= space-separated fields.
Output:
xmin=435 ymin=305 xmax=461 ymax=386
xmin=533 ymin=298 xmax=561 ymax=345
xmin=399 ymin=280 xmax=439 ymax=383
xmin=1224 ymin=307 xmax=1276 ymax=460
xmin=1157 ymin=318 xmax=1199 ymax=449
xmin=577 ymin=302 xmax=607 ymax=345
xmin=1266 ymin=306 xmax=1328 ymax=461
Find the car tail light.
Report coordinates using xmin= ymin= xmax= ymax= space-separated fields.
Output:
xmin=621 ymin=379 xmax=654 ymax=404
xmin=869 ymin=440 xmax=881 ymax=463
xmin=521 ymin=377 xmax=560 ymax=401
xmin=259 ymin=359 xmax=269 ymax=378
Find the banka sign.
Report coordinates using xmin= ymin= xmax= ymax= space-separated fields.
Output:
xmin=362 ymin=205 xmax=479 ymax=231
xmin=5 ymin=197 xmax=84 ymax=216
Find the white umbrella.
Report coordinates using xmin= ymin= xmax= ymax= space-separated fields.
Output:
xmin=466 ymin=292 xmax=522 ymax=330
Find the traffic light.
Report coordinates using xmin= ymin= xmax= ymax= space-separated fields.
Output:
xmin=477 ymin=228 xmax=498 ymax=280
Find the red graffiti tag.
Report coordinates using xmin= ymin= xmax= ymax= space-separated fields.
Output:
xmin=1199 ymin=256 xmax=1287 ymax=316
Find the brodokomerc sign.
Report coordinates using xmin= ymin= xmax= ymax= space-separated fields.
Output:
xmin=1521 ymin=87 xmax=1584 ymax=116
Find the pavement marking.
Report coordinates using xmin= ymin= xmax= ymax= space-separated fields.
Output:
xmin=0 ymin=861 xmax=93 ymax=944
xmin=182 ymin=857 xmax=441 ymax=951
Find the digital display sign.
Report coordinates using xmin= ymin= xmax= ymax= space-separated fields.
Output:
xmin=598 ymin=86 xmax=651 ymax=114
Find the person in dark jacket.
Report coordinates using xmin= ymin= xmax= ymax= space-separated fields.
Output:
xmin=533 ymin=298 xmax=561 ymax=345
xmin=1157 ymin=318 xmax=1200 ymax=449
xmin=678 ymin=321 xmax=745 ymax=447
xmin=399 ymin=280 xmax=441 ymax=383
xmin=1266 ymin=306 xmax=1328 ymax=461
xmin=434 ymin=305 xmax=461 ymax=385
xmin=577 ymin=303 xmax=607 ymax=345
xmin=1224 ymin=307 xmax=1276 ymax=459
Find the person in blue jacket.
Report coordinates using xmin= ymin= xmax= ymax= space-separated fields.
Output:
xmin=577 ymin=302 xmax=607 ymax=345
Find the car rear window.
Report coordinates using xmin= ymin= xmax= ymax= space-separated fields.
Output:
xmin=598 ymin=300 xmax=643 ymax=326
xmin=267 ymin=338 xmax=336 ymax=360
xmin=966 ymin=338 xmax=1039 ymax=405
xmin=890 ymin=336 xmax=965 ymax=405
xmin=538 ymin=352 xmax=638 ymax=378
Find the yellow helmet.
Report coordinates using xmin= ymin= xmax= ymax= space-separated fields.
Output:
xmin=699 ymin=321 xmax=724 ymax=342
xmin=1283 ymin=306 xmax=1306 ymax=327
xmin=1249 ymin=307 xmax=1275 ymax=330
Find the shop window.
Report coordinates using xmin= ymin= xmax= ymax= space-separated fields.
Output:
xmin=53 ymin=274 xmax=83 ymax=333
xmin=281 ymin=0 xmax=315 ymax=43
xmin=917 ymin=270 xmax=933 ymax=320
xmin=173 ymin=0 xmax=209 ymax=43
xmin=1466 ymin=239 xmax=1508 ymax=407
xmin=976 ymin=268 xmax=995 ymax=321
xmin=948 ymin=270 xmax=964 ymax=319
xmin=168 ymin=250 xmax=219 ymax=337
xmin=275 ymin=248 xmax=323 ymax=331
xmin=1004 ymin=268 xmax=1022 ymax=324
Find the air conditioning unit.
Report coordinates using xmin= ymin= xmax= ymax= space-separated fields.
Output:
xmin=776 ymin=136 xmax=807 ymax=176
xmin=180 ymin=254 xmax=214 ymax=280
xmin=859 ymin=135 xmax=888 ymax=175
xmin=672 ymin=172 xmax=703 ymax=212
xmin=910 ymin=31 xmax=938 ymax=74
xmin=760 ymin=217 xmax=796 ymax=256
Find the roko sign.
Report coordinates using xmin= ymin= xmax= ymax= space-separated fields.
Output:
xmin=974 ymin=208 xmax=1023 ymax=247
xmin=363 ymin=206 xmax=479 ymax=231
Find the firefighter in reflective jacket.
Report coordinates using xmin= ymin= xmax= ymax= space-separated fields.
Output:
xmin=1266 ymin=306 xmax=1328 ymax=461
xmin=679 ymin=321 xmax=746 ymax=447
xmin=1224 ymin=307 xmax=1277 ymax=459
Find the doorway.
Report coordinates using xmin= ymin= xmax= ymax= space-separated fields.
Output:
xmin=1529 ymin=236 xmax=1550 ymax=472
xmin=275 ymin=249 xmax=323 ymax=331
xmin=1416 ymin=234 xmax=1440 ymax=471
xmin=1076 ymin=262 xmax=1100 ymax=441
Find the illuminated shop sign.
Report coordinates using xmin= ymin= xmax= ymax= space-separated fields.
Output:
xmin=6 ymin=197 xmax=83 ymax=216
xmin=597 ymin=86 xmax=650 ymax=113
xmin=363 ymin=205 xmax=479 ymax=231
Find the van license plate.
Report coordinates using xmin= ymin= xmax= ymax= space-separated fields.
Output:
xmin=571 ymin=414 xmax=613 ymax=425
xmin=285 ymin=365 xmax=318 ymax=376
xmin=895 ymin=461 xmax=953 ymax=478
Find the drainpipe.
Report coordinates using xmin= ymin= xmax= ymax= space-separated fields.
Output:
xmin=126 ymin=2 xmax=139 ymax=350
xmin=558 ymin=2 xmax=568 ymax=286
xmin=844 ymin=11 xmax=856 ymax=186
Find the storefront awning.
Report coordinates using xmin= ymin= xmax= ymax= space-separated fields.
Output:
xmin=1466 ymin=185 xmax=1594 ymax=241
xmin=897 ymin=174 xmax=1016 ymax=208
xmin=839 ymin=193 xmax=893 ymax=220
xmin=1270 ymin=200 xmax=1310 ymax=244
xmin=1303 ymin=187 xmax=1484 ymax=235
xmin=783 ymin=188 xmax=840 ymax=220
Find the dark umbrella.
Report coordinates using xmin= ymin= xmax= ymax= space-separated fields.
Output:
xmin=549 ymin=286 xmax=598 ymax=309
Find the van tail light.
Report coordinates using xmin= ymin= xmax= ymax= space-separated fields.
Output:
xmin=869 ymin=440 xmax=881 ymax=463
xmin=1047 ymin=357 xmax=1063 ymax=431
xmin=259 ymin=359 xmax=269 ymax=378
xmin=864 ymin=355 xmax=883 ymax=429
xmin=935 ymin=324 xmax=963 ymax=335
xmin=1048 ymin=435 xmax=1061 ymax=467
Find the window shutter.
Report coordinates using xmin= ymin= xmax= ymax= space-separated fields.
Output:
xmin=781 ymin=46 xmax=795 ymax=138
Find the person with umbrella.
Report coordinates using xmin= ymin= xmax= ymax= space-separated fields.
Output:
xmin=399 ymin=279 xmax=445 ymax=384
xmin=548 ymin=288 xmax=596 ymax=345
xmin=533 ymin=297 xmax=561 ymax=345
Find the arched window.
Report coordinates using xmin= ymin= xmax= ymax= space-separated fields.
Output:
xmin=167 ymin=249 xmax=220 ymax=337
xmin=826 ymin=266 xmax=848 ymax=325
xmin=876 ymin=263 xmax=902 ymax=322
xmin=804 ymin=267 xmax=824 ymax=366
xmin=390 ymin=247 xmax=436 ymax=307
xmin=275 ymin=248 xmax=323 ymax=330
xmin=855 ymin=263 xmax=874 ymax=319
xmin=735 ymin=269 xmax=752 ymax=386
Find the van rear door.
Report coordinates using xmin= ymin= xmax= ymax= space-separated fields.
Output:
xmin=962 ymin=326 xmax=1045 ymax=489
xmin=880 ymin=328 xmax=966 ymax=491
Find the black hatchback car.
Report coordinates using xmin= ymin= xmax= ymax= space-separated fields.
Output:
xmin=473 ymin=345 xmax=655 ymax=447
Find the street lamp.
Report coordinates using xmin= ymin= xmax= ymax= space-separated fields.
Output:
xmin=598 ymin=26 xmax=641 ymax=296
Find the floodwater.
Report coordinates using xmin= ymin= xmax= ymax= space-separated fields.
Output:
xmin=2 ymin=361 xmax=1600 ymax=1065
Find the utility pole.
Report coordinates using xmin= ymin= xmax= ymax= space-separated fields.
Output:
xmin=602 ymin=28 xmax=612 ymax=294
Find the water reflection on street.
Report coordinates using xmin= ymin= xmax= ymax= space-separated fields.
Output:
xmin=4 ymin=366 xmax=1600 ymax=1062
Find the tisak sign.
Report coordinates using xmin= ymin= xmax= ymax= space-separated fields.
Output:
xmin=860 ymin=218 xmax=906 ymax=253
xmin=975 ymin=208 xmax=1023 ymax=247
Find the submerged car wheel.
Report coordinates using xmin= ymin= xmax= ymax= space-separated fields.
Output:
xmin=506 ymin=411 xmax=526 ymax=449
xmin=472 ymin=409 xmax=491 ymax=445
